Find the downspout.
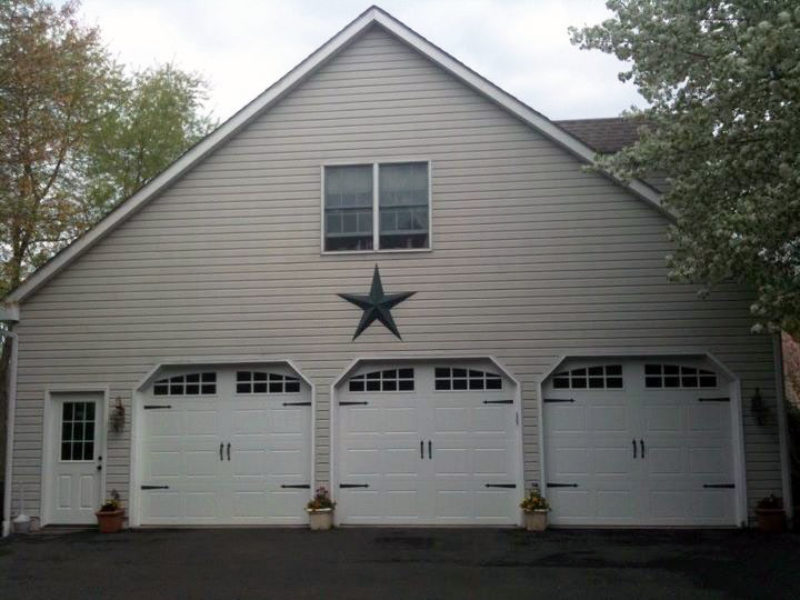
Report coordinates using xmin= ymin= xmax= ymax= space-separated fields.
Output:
xmin=774 ymin=334 xmax=794 ymax=524
xmin=2 ymin=328 xmax=18 ymax=537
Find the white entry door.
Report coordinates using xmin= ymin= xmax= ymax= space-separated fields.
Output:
xmin=48 ymin=393 xmax=104 ymax=524
xmin=139 ymin=367 xmax=312 ymax=525
xmin=336 ymin=363 xmax=520 ymax=525
xmin=543 ymin=357 xmax=737 ymax=527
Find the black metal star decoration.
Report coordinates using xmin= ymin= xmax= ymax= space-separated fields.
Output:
xmin=338 ymin=265 xmax=415 ymax=341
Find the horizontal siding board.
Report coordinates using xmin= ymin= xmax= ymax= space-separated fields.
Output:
xmin=10 ymin=25 xmax=782 ymax=524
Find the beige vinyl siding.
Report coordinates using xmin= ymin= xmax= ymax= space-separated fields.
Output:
xmin=10 ymin=25 xmax=782 ymax=522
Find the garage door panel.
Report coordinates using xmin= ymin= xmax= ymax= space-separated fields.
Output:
xmin=544 ymin=357 xmax=737 ymax=527
xmin=589 ymin=405 xmax=630 ymax=432
xmin=336 ymin=363 xmax=519 ymax=525
xmin=547 ymin=406 xmax=586 ymax=433
xmin=688 ymin=405 xmax=730 ymax=432
xmin=140 ymin=368 xmax=312 ymax=526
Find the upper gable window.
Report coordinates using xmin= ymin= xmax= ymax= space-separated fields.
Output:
xmin=324 ymin=162 xmax=430 ymax=252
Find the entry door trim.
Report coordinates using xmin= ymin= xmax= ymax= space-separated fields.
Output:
xmin=330 ymin=355 xmax=525 ymax=526
xmin=41 ymin=387 xmax=109 ymax=528
xmin=537 ymin=350 xmax=747 ymax=528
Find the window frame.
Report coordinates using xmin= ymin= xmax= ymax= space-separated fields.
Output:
xmin=321 ymin=159 xmax=433 ymax=254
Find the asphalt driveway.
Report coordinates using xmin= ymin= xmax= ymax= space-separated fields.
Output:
xmin=1 ymin=527 xmax=799 ymax=599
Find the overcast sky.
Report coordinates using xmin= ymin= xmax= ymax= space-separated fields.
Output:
xmin=76 ymin=0 xmax=645 ymax=122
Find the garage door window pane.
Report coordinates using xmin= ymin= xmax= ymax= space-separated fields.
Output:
xmin=154 ymin=373 xmax=217 ymax=396
xmin=236 ymin=371 xmax=301 ymax=394
xmin=435 ymin=367 xmax=503 ymax=391
xmin=550 ymin=365 xmax=623 ymax=389
xmin=644 ymin=364 xmax=718 ymax=389
xmin=349 ymin=368 xmax=415 ymax=392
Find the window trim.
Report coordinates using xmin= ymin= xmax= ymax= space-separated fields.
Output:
xmin=320 ymin=159 xmax=433 ymax=255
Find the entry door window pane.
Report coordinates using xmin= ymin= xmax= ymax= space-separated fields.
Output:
xmin=325 ymin=165 xmax=374 ymax=251
xmin=60 ymin=401 xmax=96 ymax=461
xmin=379 ymin=162 xmax=429 ymax=249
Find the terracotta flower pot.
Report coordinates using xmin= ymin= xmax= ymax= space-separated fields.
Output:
xmin=307 ymin=508 xmax=333 ymax=530
xmin=95 ymin=509 xmax=125 ymax=533
xmin=755 ymin=508 xmax=786 ymax=533
xmin=523 ymin=509 xmax=548 ymax=531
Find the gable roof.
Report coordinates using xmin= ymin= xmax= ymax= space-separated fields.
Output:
xmin=556 ymin=118 xmax=643 ymax=154
xmin=4 ymin=5 xmax=665 ymax=305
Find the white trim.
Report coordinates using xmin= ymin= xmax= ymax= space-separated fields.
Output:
xmin=1 ymin=330 xmax=18 ymax=537
xmin=5 ymin=6 xmax=663 ymax=304
xmin=329 ymin=354 xmax=524 ymax=526
xmin=320 ymin=159 xmax=433 ymax=254
xmin=536 ymin=349 xmax=747 ymax=527
xmin=130 ymin=358 xmax=315 ymax=528
xmin=773 ymin=335 xmax=794 ymax=523
xmin=40 ymin=387 xmax=109 ymax=528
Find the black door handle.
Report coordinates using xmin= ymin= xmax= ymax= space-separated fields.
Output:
xmin=640 ymin=439 xmax=645 ymax=459
xmin=428 ymin=440 xmax=432 ymax=459
xmin=219 ymin=443 xmax=223 ymax=461
xmin=96 ymin=465 xmax=102 ymax=472
xmin=420 ymin=441 xmax=424 ymax=459
xmin=632 ymin=439 xmax=637 ymax=459
xmin=227 ymin=443 xmax=231 ymax=461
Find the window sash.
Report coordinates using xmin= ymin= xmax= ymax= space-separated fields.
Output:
xmin=324 ymin=162 xmax=429 ymax=252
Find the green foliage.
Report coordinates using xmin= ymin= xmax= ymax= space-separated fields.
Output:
xmin=85 ymin=64 xmax=216 ymax=213
xmin=0 ymin=0 xmax=215 ymax=297
xmin=519 ymin=486 xmax=549 ymax=512
xmin=570 ymin=1 xmax=800 ymax=336
xmin=0 ymin=0 xmax=113 ymax=295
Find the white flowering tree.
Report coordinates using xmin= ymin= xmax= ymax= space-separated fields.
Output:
xmin=571 ymin=1 xmax=800 ymax=338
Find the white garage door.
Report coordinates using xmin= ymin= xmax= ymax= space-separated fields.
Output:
xmin=336 ymin=363 xmax=521 ymax=525
xmin=139 ymin=366 xmax=312 ymax=525
xmin=543 ymin=357 xmax=737 ymax=527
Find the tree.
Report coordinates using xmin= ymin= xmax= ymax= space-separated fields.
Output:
xmin=570 ymin=1 xmax=800 ymax=337
xmin=85 ymin=64 xmax=216 ymax=212
xmin=0 ymin=0 xmax=115 ymax=296
xmin=0 ymin=1 xmax=216 ymax=297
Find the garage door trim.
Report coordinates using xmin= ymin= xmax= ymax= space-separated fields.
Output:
xmin=330 ymin=355 xmax=524 ymax=526
xmin=537 ymin=350 xmax=747 ymax=527
xmin=130 ymin=358 xmax=315 ymax=528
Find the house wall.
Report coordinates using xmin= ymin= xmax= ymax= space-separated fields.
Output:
xmin=9 ymin=25 xmax=783 ymax=522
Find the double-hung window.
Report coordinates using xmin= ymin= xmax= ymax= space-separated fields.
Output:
xmin=324 ymin=161 xmax=430 ymax=252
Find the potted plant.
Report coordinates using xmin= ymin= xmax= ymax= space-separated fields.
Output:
xmin=306 ymin=486 xmax=336 ymax=530
xmin=755 ymin=495 xmax=785 ymax=532
xmin=95 ymin=489 xmax=125 ymax=533
xmin=520 ymin=486 xmax=550 ymax=531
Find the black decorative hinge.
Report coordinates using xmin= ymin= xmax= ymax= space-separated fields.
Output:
xmin=543 ymin=398 xmax=574 ymax=403
xmin=340 ymin=483 xmax=370 ymax=489
xmin=698 ymin=397 xmax=730 ymax=403
xmin=141 ymin=485 xmax=170 ymax=490
xmin=485 ymin=483 xmax=516 ymax=489
xmin=703 ymin=483 xmax=735 ymax=489
xmin=547 ymin=483 xmax=579 ymax=488
xmin=143 ymin=405 xmax=172 ymax=410
xmin=339 ymin=401 xmax=369 ymax=406
xmin=282 ymin=401 xmax=312 ymax=407
xmin=483 ymin=400 xmax=513 ymax=405
xmin=281 ymin=484 xmax=311 ymax=489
